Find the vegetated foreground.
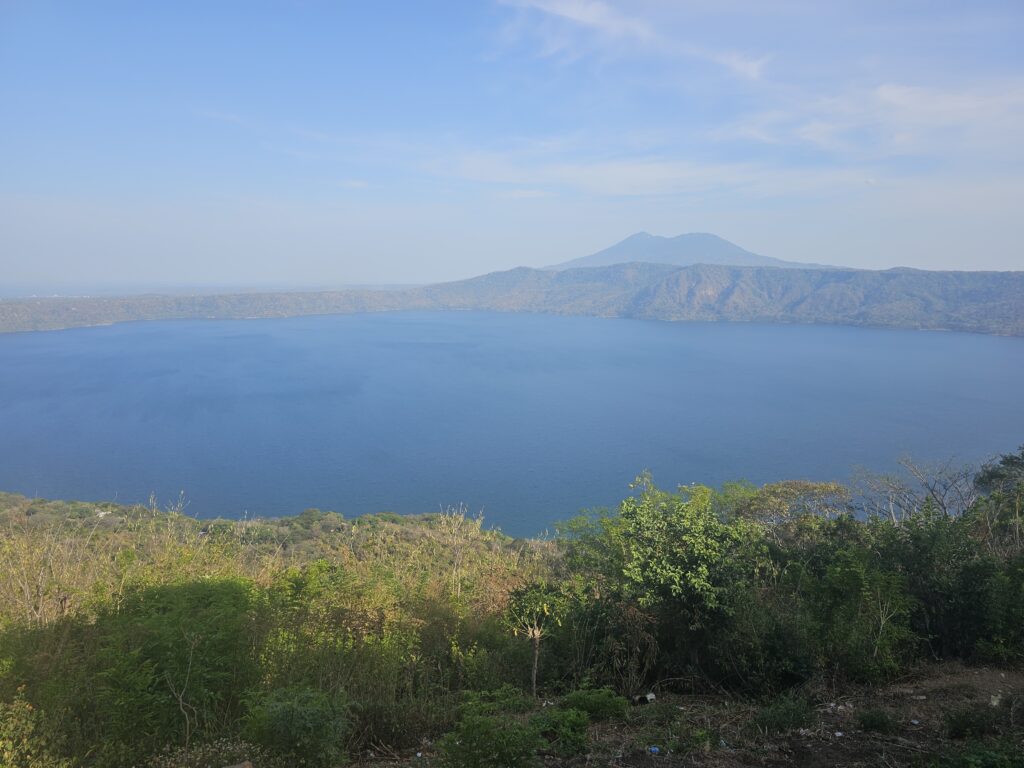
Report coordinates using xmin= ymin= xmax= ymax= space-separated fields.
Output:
xmin=1 ymin=449 xmax=1022 ymax=767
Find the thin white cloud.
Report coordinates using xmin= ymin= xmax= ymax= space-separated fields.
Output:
xmin=715 ymin=79 xmax=1024 ymax=163
xmin=444 ymin=148 xmax=875 ymax=199
xmin=508 ymin=0 xmax=653 ymax=40
xmin=681 ymin=46 xmax=771 ymax=81
xmin=500 ymin=0 xmax=768 ymax=79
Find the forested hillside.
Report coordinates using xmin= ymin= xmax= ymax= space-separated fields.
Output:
xmin=2 ymin=262 xmax=1022 ymax=336
xmin=1 ymin=451 xmax=1023 ymax=766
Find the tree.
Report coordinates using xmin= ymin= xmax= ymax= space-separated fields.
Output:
xmin=615 ymin=473 xmax=737 ymax=625
xmin=972 ymin=446 xmax=1024 ymax=555
xmin=505 ymin=580 xmax=567 ymax=697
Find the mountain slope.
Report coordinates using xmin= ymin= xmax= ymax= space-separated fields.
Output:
xmin=549 ymin=232 xmax=826 ymax=270
xmin=1 ymin=264 xmax=1021 ymax=336
xmin=421 ymin=263 xmax=1023 ymax=334
xmin=625 ymin=264 xmax=1024 ymax=332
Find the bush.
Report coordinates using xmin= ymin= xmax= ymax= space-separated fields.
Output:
xmin=856 ymin=707 xmax=898 ymax=734
xmin=626 ymin=700 xmax=681 ymax=728
xmin=437 ymin=714 xmax=542 ymax=768
xmin=244 ymin=685 xmax=350 ymax=767
xmin=934 ymin=739 xmax=1024 ymax=768
xmin=530 ymin=707 xmax=589 ymax=757
xmin=945 ymin=705 xmax=1001 ymax=740
xmin=351 ymin=696 xmax=456 ymax=749
xmin=0 ymin=688 xmax=69 ymax=768
xmin=561 ymin=687 xmax=628 ymax=721
xmin=458 ymin=685 xmax=535 ymax=717
xmin=91 ymin=579 xmax=262 ymax=758
xmin=752 ymin=693 xmax=814 ymax=734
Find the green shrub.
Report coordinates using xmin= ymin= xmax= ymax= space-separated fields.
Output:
xmin=244 ymin=685 xmax=350 ymax=767
xmin=626 ymin=700 xmax=680 ymax=728
xmin=351 ymin=696 xmax=456 ymax=749
xmin=91 ymin=579 xmax=262 ymax=758
xmin=561 ymin=687 xmax=628 ymax=721
xmin=934 ymin=739 xmax=1024 ymax=768
xmin=458 ymin=684 xmax=535 ymax=717
xmin=437 ymin=714 xmax=542 ymax=768
xmin=752 ymin=693 xmax=814 ymax=734
xmin=856 ymin=707 xmax=898 ymax=734
xmin=683 ymin=726 xmax=716 ymax=755
xmin=945 ymin=705 xmax=1001 ymax=740
xmin=0 ymin=688 xmax=69 ymax=768
xmin=817 ymin=549 xmax=915 ymax=682
xmin=530 ymin=707 xmax=589 ymax=757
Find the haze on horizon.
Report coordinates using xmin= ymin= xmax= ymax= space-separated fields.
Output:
xmin=2 ymin=1 xmax=1023 ymax=292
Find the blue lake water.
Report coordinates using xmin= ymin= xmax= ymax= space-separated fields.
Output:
xmin=1 ymin=311 xmax=1022 ymax=535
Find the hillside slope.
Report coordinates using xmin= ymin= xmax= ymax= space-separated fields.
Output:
xmin=419 ymin=263 xmax=1024 ymax=334
xmin=1 ymin=263 xmax=1021 ymax=335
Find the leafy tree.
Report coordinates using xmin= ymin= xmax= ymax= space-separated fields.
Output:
xmin=972 ymin=446 xmax=1024 ymax=555
xmin=615 ymin=474 xmax=737 ymax=624
xmin=506 ymin=581 xmax=567 ymax=697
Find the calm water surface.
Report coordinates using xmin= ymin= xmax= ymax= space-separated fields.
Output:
xmin=1 ymin=312 xmax=1022 ymax=535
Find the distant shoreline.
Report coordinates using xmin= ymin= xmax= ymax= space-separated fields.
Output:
xmin=1 ymin=261 xmax=1022 ymax=337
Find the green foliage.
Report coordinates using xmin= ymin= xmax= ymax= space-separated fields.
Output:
xmin=751 ymin=693 xmax=815 ymax=734
xmin=934 ymin=740 xmax=1024 ymax=768
xmin=2 ymin=455 xmax=1024 ymax=765
xmin=856 ymin=707 xmax=898 ymax=734
xmin=244 ymin=685 xmax=350 ymax=767
xmin=351 ymin=696 xmax=455 ymax=750
xmin=437 ymin=714 xmax=542 ymax=768
xmin=945 ymin=704 xmax=1002 ymax=740
xmin=506 ymin=580 xmax=569 ymax=696
xmin=623 ymin=703 xmax=714 ymax=756
xmin=560 ymin=687 xmax=628 ymax=721
xmin=626 ymin=700 xmax=683 ymax=728
xmin=816 ymin=546 xmax=916 ymax=681
xmin=0 ymin=688 xmax=69 ymax=768
xmin=91 ymin=579 xmax=262 ymax=759
xmin=616 ymin=475 xmax=736 ymax=621
xmin=458 ymin=685 xmax=535 ymax=717
xmin=530 ymin=707 xmax=589 ymax=757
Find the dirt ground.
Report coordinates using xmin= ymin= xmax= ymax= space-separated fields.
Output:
xmin=350 ymin=663 xmax=1024 ymax=768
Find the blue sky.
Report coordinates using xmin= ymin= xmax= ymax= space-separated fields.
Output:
xmin=2 ymin=0 xmax=1022 ymax=289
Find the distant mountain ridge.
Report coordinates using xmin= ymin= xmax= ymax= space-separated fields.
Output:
xmin=2 ymin=262 xmax=1022 ymax=336
xmin=549 ymin=232 xmax=830 ymax=270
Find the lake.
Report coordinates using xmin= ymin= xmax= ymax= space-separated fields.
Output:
xmin=1 ymin=311 xmax=1022 ymax=535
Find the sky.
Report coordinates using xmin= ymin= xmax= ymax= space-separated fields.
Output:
xmin=2 ymin=0 xmax=1023 ymax=291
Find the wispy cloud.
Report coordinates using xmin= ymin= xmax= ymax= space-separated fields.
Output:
xmin=507 ymin=0 xmax=653 ymax=40
xmin=715 ymin=80 xmax=1024 ymax=163
xmin=500 ymin=0 xmax=768 ymax=79
xmin=698 ymin=49 xmax=772 ymax=81
xmin=443 ymin=147 xmax=875 ymax=199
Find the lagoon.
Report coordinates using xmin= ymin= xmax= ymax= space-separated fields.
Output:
xmin=1 ymin=311 xmax=1021 ymax=535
